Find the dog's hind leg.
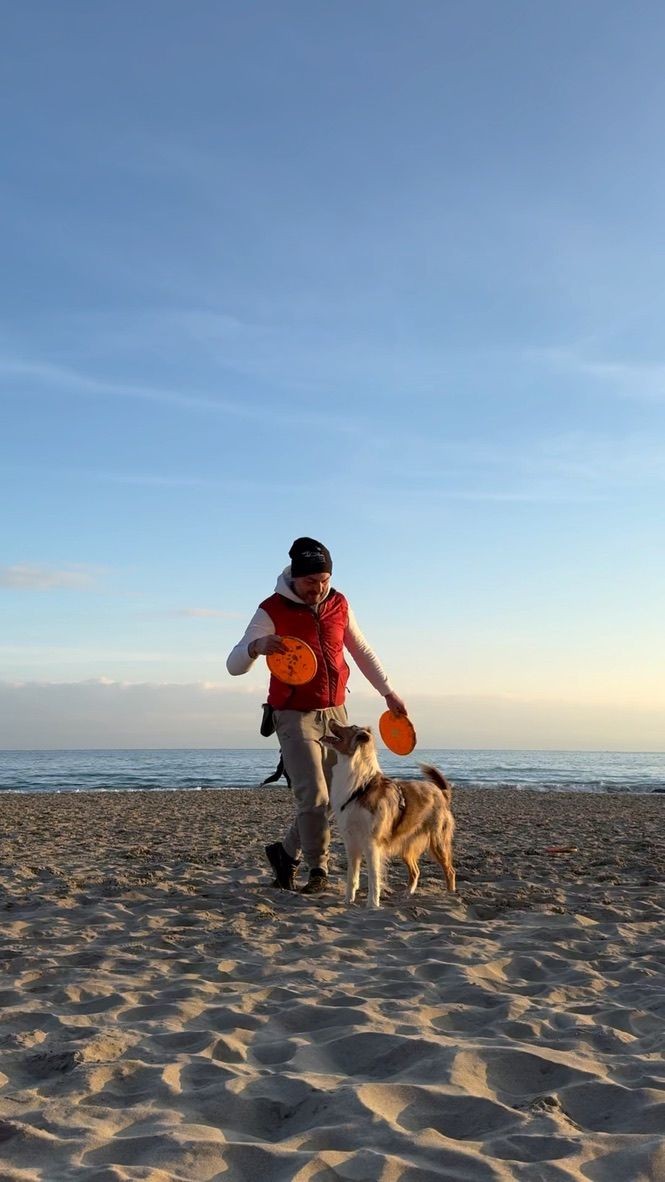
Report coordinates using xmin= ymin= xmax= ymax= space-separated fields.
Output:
xmin=345 ymin=843 xmax=361 ymax=905
xmin=402 ymin=854 xmax=421 ymax=896
xmin=365 ymin=845 xmax=383 ymax=910
xmin=430 ymin=830 xmax=456 ymax=893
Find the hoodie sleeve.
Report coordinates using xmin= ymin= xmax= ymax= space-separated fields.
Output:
xmin=225 ymin=608 xmax=275 ymax=675
xmin=344 ymin=607 xmax=393 ymax=696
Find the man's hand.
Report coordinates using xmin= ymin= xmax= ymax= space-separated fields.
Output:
xmin=249 ymin=635 xmax=288 ymax=659
xmin=385 ymin=691 xmax=408 ymax=717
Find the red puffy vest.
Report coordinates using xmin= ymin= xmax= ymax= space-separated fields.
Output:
xmin=260 ymin=589 xmax=350 ymax=710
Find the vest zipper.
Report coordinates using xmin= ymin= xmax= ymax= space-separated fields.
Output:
xmin=312 ymin=612 xmax=329 ymax=701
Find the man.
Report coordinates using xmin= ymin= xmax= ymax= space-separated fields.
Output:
xmin=226 ymin=537 xmax=407 ymax=895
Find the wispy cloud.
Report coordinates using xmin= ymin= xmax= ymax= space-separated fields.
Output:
xmin=342 ymin=428 xmax=665 ymax=505
xmin=0 ymin=461 xmax=331 ymax=497
xmin=174 ymin=608 xmax=243 ymax=619
xmin=138 ymin=607 xmax=244 ymax=620
xmin=0 ymin=356 xmax=253 ymax=414
xmin=0 ymin=564 xmax=100 ymax=591
xmin=0 ymin=353 xmax=355 ymax=432
xmin=529 ymin=345 xmax=665 ymax=402
xmin=96 ymin=471 xmax=218 ymax=488
xmin=528 ymin=431 xmax=665 ymax=486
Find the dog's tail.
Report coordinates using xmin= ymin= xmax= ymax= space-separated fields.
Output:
xmin=420 ymin=764 xmax=453 ymax=803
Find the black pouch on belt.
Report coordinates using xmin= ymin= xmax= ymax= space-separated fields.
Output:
xmin=260 ymin=703 xmax=276 ymax=738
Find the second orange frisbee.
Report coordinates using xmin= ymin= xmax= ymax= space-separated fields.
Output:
xmin=379 ymin=710 xmax=417 ymax=756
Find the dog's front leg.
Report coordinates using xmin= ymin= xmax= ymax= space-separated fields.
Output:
xmin=345 ymin=844 xmax=361 ymax=905
xmin=366 ymin=846 xmax=383 ymax=909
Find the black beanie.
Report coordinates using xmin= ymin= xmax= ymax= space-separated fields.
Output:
xmin=289 ymin=537 xmax=333 ymax=578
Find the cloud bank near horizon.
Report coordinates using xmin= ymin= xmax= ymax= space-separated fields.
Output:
xmin=0 ymin=680 xmax=663 ymax=752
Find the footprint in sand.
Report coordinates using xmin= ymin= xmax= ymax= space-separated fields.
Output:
xmin=450 ymin=1047 xmax=596 ymax=1102
xmin=486 ymin=1132 xmax=582 ymax=1162
xmin=357 ymin=1082 xmax=525 ymax=1140
xmin=561 ymin=1079 xmax=665 ymax=1134
xmin=252 ymin=1038 xmax=300 ymax=1066
xmin=295 ymin=1031 xmax=454 ymax=1082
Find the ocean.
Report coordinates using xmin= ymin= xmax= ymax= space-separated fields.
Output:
xmin=0 ymin=747 xmax=664 ymax=795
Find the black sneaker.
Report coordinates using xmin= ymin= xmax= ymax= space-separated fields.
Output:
xmin=265 ymin=842 xmax=299 ymax=891
xmin=300 ymin=869 xmax=328 ymax=895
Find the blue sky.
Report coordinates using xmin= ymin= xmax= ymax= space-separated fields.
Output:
xmin=2 ymin=2 xmax=664 ymax=748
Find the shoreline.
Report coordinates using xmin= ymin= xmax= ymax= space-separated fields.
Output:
xmin=1 ymin=782 xmax=665 ymax=797
xmin=1 ymin=786 xmax=663 ymax=1180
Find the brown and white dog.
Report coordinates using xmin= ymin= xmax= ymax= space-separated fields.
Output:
xmin=322 ymin=721 xmax=456 ymax=909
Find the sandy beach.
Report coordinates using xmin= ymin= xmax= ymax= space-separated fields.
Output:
xmin=0 ymin=785 xmax=663 ymax=1182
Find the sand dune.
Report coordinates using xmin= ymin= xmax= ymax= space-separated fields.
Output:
xmin=0 ymin=786 xmax=663 ymax=1180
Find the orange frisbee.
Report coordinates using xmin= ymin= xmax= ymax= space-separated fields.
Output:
xmin=266 ymin=636 xmax=318 ymax=686
xmin=379 ymin=710 xmax=417 ymax=756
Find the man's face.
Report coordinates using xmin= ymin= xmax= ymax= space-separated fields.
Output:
xmin=292 ymin=572 xmax=331 ymax=605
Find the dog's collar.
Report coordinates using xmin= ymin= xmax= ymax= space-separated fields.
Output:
xmin=340 ymin=780 xmax=373 ymax=812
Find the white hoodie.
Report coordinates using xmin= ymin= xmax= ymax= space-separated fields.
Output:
xmin=226 ymin=567 xmax=393 ymax=697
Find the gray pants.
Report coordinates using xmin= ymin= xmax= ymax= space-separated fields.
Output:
xmin=273 ymin=705 xmax=348 ymax=873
